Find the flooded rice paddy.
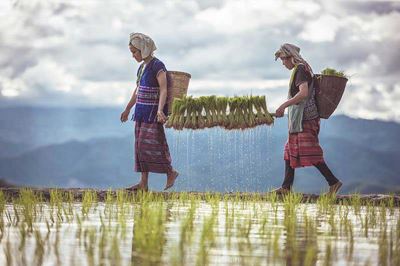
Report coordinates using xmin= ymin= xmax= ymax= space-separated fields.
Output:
xmin=0 ymin=189 xmax=399 ymax=265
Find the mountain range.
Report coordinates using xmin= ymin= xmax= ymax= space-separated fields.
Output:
xmin=0 ymin=107 xmax=399 ymax=194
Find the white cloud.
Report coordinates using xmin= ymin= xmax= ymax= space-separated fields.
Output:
xmin=299 ymin=14 xmax=340 ymax=42
xmin=0 ymin=0 xmax=399 ymax=122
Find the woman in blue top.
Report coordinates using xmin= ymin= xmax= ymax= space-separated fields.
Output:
xmin=120 ymin=33 xmax=178 ymax=191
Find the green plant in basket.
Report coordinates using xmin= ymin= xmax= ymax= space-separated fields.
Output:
xmin=321 ymin=68 xmax=347 ymax=78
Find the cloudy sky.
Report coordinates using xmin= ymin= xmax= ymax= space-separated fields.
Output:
xmin=0 ymin=0 xmax=399 ymax=122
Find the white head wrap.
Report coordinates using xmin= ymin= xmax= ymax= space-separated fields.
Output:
xmin=275 ymin=43 xmax=313 ymax=74
xmin=129 ymin=32 xmax=157 ymax=59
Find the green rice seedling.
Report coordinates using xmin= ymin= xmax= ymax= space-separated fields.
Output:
xmin=272 ymin=228 xmax=281 ymax=263
xmin=232 ymin=97 xmax=242 ymax=129
xmin=387 ymin=193 xmax=395 ymax=216
xmin=207 ymin=95 xmax=218 ymax=127
xmin=183 ymin=96 xmax=194 ymax=129
xmin=282 ymin=192 xmax=303 ymax=213
xmin=393 ymin=215 xmax=400 ymax=265
xmin=196 ymin=98 xmax=206 ymax=129
xmin=236 ymin=97 xmax=246 ymax=129
xmin=260 ymin=95 xmax=274 ymax=125
xmin=328 ymin=207 xmax=337 ymax=237
xmin=196 ymin=211 xmax=217 ymax=266
xmin=109 ymin=233 xmax=122 ymax=266
xmin=12 ymin=203 xmax=20 ymax=225
xmin=220 ymin=97 xmax=229 ymax=127
xmin=104 ymin=189 xmax=114 ymax=218
xmin=321 ymin=68 xmax=348 ymax=78
xmin=4 ymin=237 xmax=13 ymax=266
xmin=214 ymin=97 xmax=224 ymax=126
xmin=194 ymin=99 xmax=203 ymax=129
xmin=54 ymin=226 xmax=62 ymax=265
xmin=18 ymin=222 xmax=27 ymax=251
xmin=0 ymin=190 xmax=6 ymax=216
xmin=34 ymin=228 xmax=45 ymax=266
xmin=323 ymin=241 xmax=333 ymax=266
xmin=378 ymin=224 xmax=389 ymax=266
xmin=249 ymin=96 xmax=258 ymax=128
xmin=234 ymin=96 xmax=244 ymax=129
xmin=176 ymin=96 xmax=188 ymax=130
xmin=317 ymin=192 xmax=336 ymax=214
xmin=82 ymin=189 xmax=97 ymax=218
xmin=132 ymin=201 xmax=166 ymax=264
xmin=379 ymin=201 xmax=388 ymax=227
xmin=0 ymin=191 xmax=5 ymax=237
xmin=178 ymin=200 xmax=197 ymax=264
xmin=236 ymin=96 xmax=247 ymax=129
xmin=303 ymin=243 xmax=317 ymax=266
xmin=83 ymin=227 xmax=97 ymax=266
xmin=252 ymin=96 xmax=263 ymax=125
xmin=98 ymin=221 xmax=108 ymax=266
xmin=198 ymin=96 xmax=211 ymax=128
xmin=116 ymin=190 xmax=129 ymax=238
xmin=50 ymin=189 xmax=64 ymax=223
xmin=166 ymin=98 xmax=183 ymax=129
xmin=187 ymin=97 xmax=197 ymax=129
xmin=15 ymin=188 xmax=39 ymax=232
xmin=241 ymin=96 xmax=251 ymax=129
xmin=346 ymin=220 xmax=354 ymax=262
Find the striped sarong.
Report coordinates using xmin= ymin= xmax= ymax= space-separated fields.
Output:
xmin=284 ymin=118 xmax=325 ymax=168
xmin=134 ymin=121 xmax=172 ymax=173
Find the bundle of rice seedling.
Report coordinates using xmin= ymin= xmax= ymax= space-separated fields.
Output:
xmin=245 ymin=96 xmax=257 ymax=128
xmin=220 ymin=97 xmax=229 ymax=127
xmin=215 ymin=97 xmax=225 ymax=125
xmin=237 ymin=97 xmax=248 ymax=129
xmin=196 ymin=99 xmax=206 ymax=129
xmin=199 ymin=96 xmax=212 ymax=128
xmin=260 ymin=95 xmax=274 ymax=125
xmin=165 ymin=98 xmax=181 ymax=128
xmin=184 ymin=96 xmax=195 ymax=129
xmin=167 ymin=95 xmax=274 ymax=130
xmin=208 ymin=96 xmax=219 ymax=127
xmin=176 ymin=96 xmax=189 ymax=130
xmin=253 ymin=96 xmax=265 ymax=126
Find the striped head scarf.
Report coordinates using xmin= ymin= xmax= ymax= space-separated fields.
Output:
xmin=129 ymin=32 xmax=157 ymax=59
xmin=274 ymin=43 xmax=313 ymax=74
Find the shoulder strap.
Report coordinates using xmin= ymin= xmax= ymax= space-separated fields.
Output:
xmin=136 ymin=63 xmax=145 ymax=86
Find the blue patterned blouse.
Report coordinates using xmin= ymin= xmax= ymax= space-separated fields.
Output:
xmin=132 ymin=57 xmax=168 ymax=123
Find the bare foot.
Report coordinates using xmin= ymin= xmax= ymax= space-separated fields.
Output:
xmin=271 ymin=187 xmax=291 ymax=195
xmin=126 ymin=183 xmax=148 ymax=192
xmin=164 ymin=170 xmax=179 ymax=191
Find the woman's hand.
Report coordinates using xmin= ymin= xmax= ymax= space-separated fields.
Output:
xmin=120 ymin=109 xmax=130 ymax=122
xmin=157 ymin=110 xmax=167 ymax=124
xmin=275 ymin=104 xmax=286 ymax=117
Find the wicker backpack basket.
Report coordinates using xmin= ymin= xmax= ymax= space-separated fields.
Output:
xmin=167 ymin=71 xmax=191 ymax=114
xmin=314 ymin=74 xmax=348 ymax=119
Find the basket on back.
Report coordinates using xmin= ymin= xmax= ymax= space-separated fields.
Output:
xmin=314 ymin=74 xmax=348 ymax=119
xmin=167 ymin=71 xmax=191 ymax=114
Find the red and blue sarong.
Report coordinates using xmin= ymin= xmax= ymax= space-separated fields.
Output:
xmin=284 ymin=118 xmax=325 ymax=168
xmin=134 ymin=121 xmax=172 ymax=173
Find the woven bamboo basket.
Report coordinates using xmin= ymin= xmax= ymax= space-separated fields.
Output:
xmin=167 ymin=71 xmax=191 ymax=114
xmin=314 ymin=74 xmax=348 ymax=119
